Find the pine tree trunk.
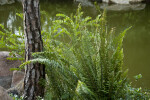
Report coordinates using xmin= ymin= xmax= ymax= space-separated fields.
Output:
xmin=22 ymin=0 xmax=45 ymax=99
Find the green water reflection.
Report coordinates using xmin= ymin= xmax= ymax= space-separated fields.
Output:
xmin=0 ymin=1 xmax=150 ymax=89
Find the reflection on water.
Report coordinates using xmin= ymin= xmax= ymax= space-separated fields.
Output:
xmin=106 ymin=6 xmax=150 ymax=88
xmin=0 ymin=1 xmax=150 ymax=89
xmin=0 ymin=2 xmax=23 ymax=33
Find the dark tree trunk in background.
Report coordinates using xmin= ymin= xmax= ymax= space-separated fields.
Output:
xmin=22 ymin=0 xmax=45 ymax=99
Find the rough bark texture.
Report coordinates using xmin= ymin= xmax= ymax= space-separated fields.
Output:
xmin=22 ymin=0 xmax=45 ymax=100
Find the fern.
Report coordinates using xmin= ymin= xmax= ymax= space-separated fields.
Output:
xmin=18 ymin=4 xmax=150 ymax=100
xmin=19 ymin=4 xmax=129 ymax=99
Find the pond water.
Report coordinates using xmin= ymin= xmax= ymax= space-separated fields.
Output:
xmin=0 ymin=1 xmax=150 ymax=89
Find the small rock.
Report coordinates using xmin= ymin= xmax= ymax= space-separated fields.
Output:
xmin=0 ymin=86 xmax=13 ymax=100
xmin=7 ymin=79 xmax=24 ymax=96
xmin=75 ymin=0 xmax=94 ymax=6
xmin=100 ymin=3 xmax=146 ymax=11
xmin=0 ymin=51 xmax=21 ymax=89
xmin=0 ymin=0 xmax=15 ymax=5
xmin=11 ymin=71 xmax=24 ymax=87
xmin=102 ymin=0 xmax=144 ymax=4
xmin=0 ymin=76 xmax=12 ymax=89
xmin=0 ymin=51 xmax=21 ymax=77
xmin=103 ymin=0 xmax=129 ymax=4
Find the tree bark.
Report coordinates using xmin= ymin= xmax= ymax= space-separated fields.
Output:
xmin=22 ymin=0 xmax=45 ymax=99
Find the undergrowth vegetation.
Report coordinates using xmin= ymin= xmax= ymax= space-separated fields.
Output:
xmin=0 ymin=4 xmax=149 ymax=100
xmin=0 ymin=24 xmax=24 ymax=61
